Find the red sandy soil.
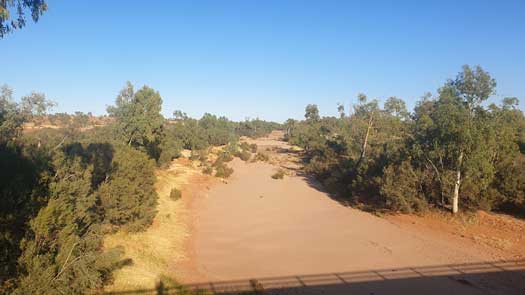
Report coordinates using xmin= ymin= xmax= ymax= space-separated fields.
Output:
xmin=179 ymin=134 xmax=525 ymax=294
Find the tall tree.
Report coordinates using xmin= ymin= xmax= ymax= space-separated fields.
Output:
xmin=0 ymin=85 xmax=24 ymax=140
xmin=353 ymin=93 xmax=379 ymax=163
xmin=414 ymin=65 xmax=496 ymax=213
xmin=337 ymin=103 xmax=345 ymax=118
xmin=107 ymin=82 xmax=164 ymax=156
xmin=15 ymin=151 xmax=122 ymax=295
xmin=304 ymin=104 xmax=320 ymax=122
xmin=20 ymin=92 xmax=55 ymax=127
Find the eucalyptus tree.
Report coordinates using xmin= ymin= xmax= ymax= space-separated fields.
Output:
xmin=337 ymin=103 xmax=345 ymax=118
xmin=352 ymin=93 xmax=379 ymax=163
xmin=107 ymin=82 xmax=164 ymax=158
xmin=304 ymin=104 xmax=320 ymax=122
xmin=413 ymin=65 xmax=496 ymax=213
xmin=0 ymin=0 xmax=47 ymax=38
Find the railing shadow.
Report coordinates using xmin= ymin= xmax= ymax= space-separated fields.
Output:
xmin=106 ymin=259 xmax=525 ymax=295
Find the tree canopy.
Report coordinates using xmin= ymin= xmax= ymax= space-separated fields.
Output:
xmin=287 ymin=65 xmax=525 ymax=215
xmin=0 ymin=0 xmax=47 ymax=38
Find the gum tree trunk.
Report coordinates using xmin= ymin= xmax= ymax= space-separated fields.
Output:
xmin=452 ymin=151 xmax=464 ymax=214
xmin=360 ymin=115 xmax=373 ymax=161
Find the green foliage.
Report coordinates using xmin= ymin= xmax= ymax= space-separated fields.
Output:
xmin=97 ymin=146 xmax=158 ymax=232
xmin=170 ymin=188 xmax=182 ymax=201
xmin=271 ymin=169 xmax=285 ymax=179
xmin=237 ymin=150 xmax=251 ymax=161
xmin=253 ymin=152 xmax=269 ymax=162
xmin=234 ymin=142 xmax=251 ymax=161
xmin=157 ymin=131 xmax=182 ymax=167
xmin=199 ymin=113 xmax=237 ymax=146
xmin=14 ymin=149 xmax=124 ymax=295
xmin=288 ymin=65 xmax=525 ymax=216
xmin=304 ymin=104 xmax=320 ymax=122
xmin=0 ymin=0 xmax=47 ymax=38
xmin=239 ymin=141 xmax=250 ymax=152
xmin=381 ymin=161 xmax=427 ymax=213
xmin=20 ymin=92 xmax=56 ymax=118
xmin=1 ymin=85 xmax=25 ymax=140
xmin=161 ymin=114 xmax=278 ymax=158
xmin=107 ymin=82 xmax=164 ymax=158
xmin=0 ymin=143 xmax=50 ymax=289
xmin=1 ymin=82 xmax=278 ymax=293
xmin=202 ymin=164 xmax=213 ymax=175
xmin=166 ymin=119 xmax=209 ymax=151
xmin=215 ymin=163 xmax=234 ymax=178
xmin=235 ymin=119 xmax=280 ymax=138
xmin=214 ymin=151 xmax=233 ymax=165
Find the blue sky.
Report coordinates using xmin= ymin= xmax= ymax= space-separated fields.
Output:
xmin=1 ymin=0 xmax=524 ymax=122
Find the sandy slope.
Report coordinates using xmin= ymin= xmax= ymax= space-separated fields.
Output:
xmin=183 ymin=136 xmax=525 ymax=294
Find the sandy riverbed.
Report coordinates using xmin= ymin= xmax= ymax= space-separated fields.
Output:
xmin=179 ymin=135 xmax=525 ymax=294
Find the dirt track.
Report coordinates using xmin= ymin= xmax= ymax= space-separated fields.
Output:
xmin=182 ymin=135 xmax=525 ymax=294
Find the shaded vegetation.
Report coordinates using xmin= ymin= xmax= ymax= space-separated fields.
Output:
xmin=215 ymin=163 xmax=234 ymax=178
xmin=0 ymin=82 xmax=278 ymax=294
xmin=286 ymin=65 xmax=525 ymax=216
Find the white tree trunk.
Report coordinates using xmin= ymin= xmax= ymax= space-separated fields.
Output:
xmin=360 ymin=116 xmax=373 ymax=160
xmin=452 ymin=151 xmax=464 ymax=214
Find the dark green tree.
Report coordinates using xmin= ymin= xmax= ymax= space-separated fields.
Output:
xmin=97 ymin=145 xmax=158 ymax=232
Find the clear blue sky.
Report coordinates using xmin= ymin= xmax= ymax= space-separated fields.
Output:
xmin=1 ymin=0 xmax=524 ymax=122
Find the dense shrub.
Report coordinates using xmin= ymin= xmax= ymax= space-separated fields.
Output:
xmin=237 ymin=150 xmax=251 ymax=161
xmin=0 ymin=83 xmax=279 ymax=293
xmin=235 ymin=119 xmax=281 ymax=138
xmin=13 ymin=147 xmax=124 ymax=295
xmin=239 ymin=142 xmax=250 ymax=151
xmin=190 ymin=149 xmax=208 ymax=162
xmin=253 ymin=152 xmax=269 ymax=162
xmin=271 ymin=169 xmax=285 ymax=179
xmin=170 ymin=188 xmax=182 ymax=200
xmin=287 ymin=66 xmax=525 ymax=216
xmin=97 ymin=146 xmax=158 ymax=232
xmin=215 ymin=163 xmax=234 ymax=178
xmin=157 ymin=133 xmax=182 ymax=167
xmin=214 ymin=151 xmax=233 ymax=166
xmin=202 ymin=165 xmax=213 ymax=175
xmin=380 ymin=161 xmax=427 ymax=213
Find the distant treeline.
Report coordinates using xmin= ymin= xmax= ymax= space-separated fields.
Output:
xmin=0 ymin=82 xmax=279 ymax=294
xmin=286 ymin=65 xmax=525 ymax=216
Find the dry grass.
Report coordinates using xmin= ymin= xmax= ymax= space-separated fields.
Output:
xmin=104 ymin=160 xmax=201 ymax=293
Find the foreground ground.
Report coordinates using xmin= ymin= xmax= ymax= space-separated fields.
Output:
xmin=106 ymin=132 xmax=525 ymax=294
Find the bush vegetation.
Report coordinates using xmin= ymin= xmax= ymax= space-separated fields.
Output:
xmin=236 ymin=150 xmax=252 ymax=161
xmin=0 ymin=82 xmax=277 ymax=294
xmin=250 ymin=143 xmax=258 ymax=153
xmin=215 ymin=163 xmax=234 ymax=178
xmin=169 ymin=188 xmax=182 ymax=201
xmin=6 ymin=65 xmax=524 ymax=293
xmin=214 ymin=151 xmax=234 ymax=165
xmin=285 ymin=65 xmax=525 ymax=216
xmin=271 ymin=169 xmax=285 ymax=179
xmin=202 ymin=165 xmax=213 ymax=175
xmin=253 ymin=152 xmax=270 ymax=162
